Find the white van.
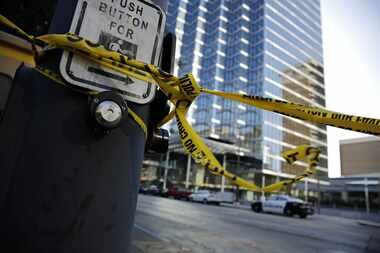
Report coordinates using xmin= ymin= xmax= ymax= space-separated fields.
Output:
xmin=189 ymin=190 xmax=235 ymax=204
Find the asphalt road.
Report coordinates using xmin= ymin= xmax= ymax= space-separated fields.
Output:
xmin=135 ymin=194 xmax=379 ymax=253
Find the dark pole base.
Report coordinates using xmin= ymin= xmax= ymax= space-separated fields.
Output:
xmin=0 ymin=57 xmax=149 ymax=252
xmin=0 ymin=0 xmax=168 ymax=252
xmin=0 ymin=43 xmax=149 ymax=253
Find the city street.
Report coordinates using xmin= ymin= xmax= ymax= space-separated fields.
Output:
xmin=134 ymin=194 xmax=379 ymax=253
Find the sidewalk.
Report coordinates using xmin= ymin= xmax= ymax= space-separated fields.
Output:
xmin=358 ymin=220 xmax=380 ymax=228
xmin=319 ymin=207 xmax=380 ymax=223
xmin=365 ymin=232 xmax=380 ymax=253
xmin=131 ymin=204 xmax=380 ymax=253
xmin=131 ymin=225 xmax=192 ymax=253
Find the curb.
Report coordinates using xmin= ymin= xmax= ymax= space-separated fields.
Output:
xmin=220 ymin=203 xmax=251 ymax=210
xmin=358 ymin=220 xmax=380 ymax=228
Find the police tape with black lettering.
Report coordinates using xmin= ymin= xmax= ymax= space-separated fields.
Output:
xmin=1 ymin=14 xmax=380 ymax=193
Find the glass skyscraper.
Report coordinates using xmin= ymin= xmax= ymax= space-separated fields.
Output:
xmin=161 ymin=0 xmax=328 ymax=198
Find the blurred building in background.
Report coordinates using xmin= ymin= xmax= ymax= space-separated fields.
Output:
xmin=143 ymin=0 xmax=329 ymax=200
xmin=321 ymin=136 xmax=380 ymax=213
xmin=320 ymin=176 xmax=379 ymax=213
xmin=340 ymin=136 xmax=380 ymax=177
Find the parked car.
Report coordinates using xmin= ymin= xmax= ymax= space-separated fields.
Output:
xmin=251 ymin=195 xmax=314 ymax=218
xmin=189 ymin=190 xmax=235 ymax=204
xmin=140 ymin=185 xmax=160 ymax=195
xmin=163 ymin=187 xmax=193 ymax=200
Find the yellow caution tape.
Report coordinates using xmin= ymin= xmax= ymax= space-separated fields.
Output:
xmin=201 ymin=89 xmax=380 ymax=137
xmin=0 ymin=15 xmax=35 ymax=43
xmin=1 ymin=15 xmax=148 ymax=138
xmin=0 ymin=39 xmax=35 ymax=66
xmin=1 ymin=14 xmax=379 ymax=193
xmin=173 ymin=80 xmax=320 ymax=192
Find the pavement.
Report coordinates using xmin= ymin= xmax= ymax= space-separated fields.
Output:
xmin=131 ymin=224 xmax=190 ymax=253
xmin=318 ymin=206 xmax=380 ymax=223
xmin=366 ymin=233 xmax=380 ymax=253
xmin=133 ymin=194 xmax=380 ymax=253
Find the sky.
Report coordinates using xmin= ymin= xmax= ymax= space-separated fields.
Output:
xmin=321 ymin=0 xmax=380 ymax=177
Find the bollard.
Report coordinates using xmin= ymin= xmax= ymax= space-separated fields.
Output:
xmin=0 ymin=0 xmax=169 ymax=252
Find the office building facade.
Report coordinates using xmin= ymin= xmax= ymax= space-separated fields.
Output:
xmin=146 ymin=0 xmax=329 ymax=198
xmin=340 ymin=137 xmax=380 ymax=177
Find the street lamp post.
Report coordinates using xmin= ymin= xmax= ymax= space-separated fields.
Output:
xmin=163 ymin=151 xmax=170 ymax=191
xmin=305 ymin=179 xmax=308 ymax=203
xmin=364 ymin=177 xmax=370 ymax=214
xmin=316 ymin=170 xmax=321 ymax=214
xmin=185 ymin=154 xmax=192 ymax=189
xmin=221 ymin=154 xmax=227 ymax=192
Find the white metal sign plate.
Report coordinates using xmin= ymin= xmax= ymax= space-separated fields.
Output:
xmin=60 ymin=0 xmax=165 ymax=104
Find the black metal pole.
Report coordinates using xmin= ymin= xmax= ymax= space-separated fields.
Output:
xmin=0 ymin=0 xmax=168 ymax=252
